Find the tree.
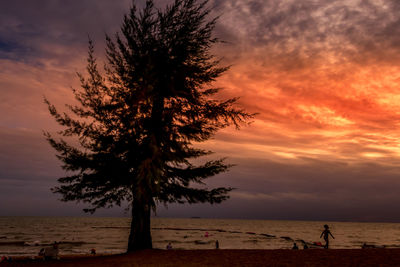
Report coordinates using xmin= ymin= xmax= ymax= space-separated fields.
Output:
xmin=44 ymin=0 xmax=252 ymax=252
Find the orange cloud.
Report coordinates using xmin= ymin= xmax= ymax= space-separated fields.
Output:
xmin=3 ymin=0 xmax=400 ymax=220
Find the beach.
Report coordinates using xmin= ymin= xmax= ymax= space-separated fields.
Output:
xmin=3 ymin=217 xmax=400 ymax=266
xmin=3 ymin=249 xmax=400 ymax=267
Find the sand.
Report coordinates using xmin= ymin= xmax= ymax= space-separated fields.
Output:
xmin=2 ymin=249 xmax=400 ymax=267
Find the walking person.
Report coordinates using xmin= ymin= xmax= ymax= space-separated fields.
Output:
xmin=320 ymin=224 xmax=334 ymax=249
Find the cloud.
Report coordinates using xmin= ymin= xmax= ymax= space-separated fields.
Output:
xmin=158 ymin=155 xmax=400 ymax=221
xmin=0 ymin=127 xmax=129 ymax=216
xmin=2 ymin=0 xmax=400 ymax=221
xmin=205 ymin=0 xmax=400 ymax=169
xmin=0 ymin=127 xmax=62 ymax=182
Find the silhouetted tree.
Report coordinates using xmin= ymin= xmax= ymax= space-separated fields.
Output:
xmin=44 ymin=0 xmax=252 ymax=252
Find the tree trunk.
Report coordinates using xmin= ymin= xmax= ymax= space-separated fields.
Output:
xmin=127 ymin=200 xmax=152 ymax=252
xmin=126 ymin=94 xmax=162 ymax=252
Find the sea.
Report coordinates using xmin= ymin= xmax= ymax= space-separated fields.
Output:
xmin=1 ymin=217 xmax=400 ymax=257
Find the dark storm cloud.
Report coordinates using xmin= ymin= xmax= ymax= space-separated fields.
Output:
xmin=0 ymin=0 xmax=132 ymax=65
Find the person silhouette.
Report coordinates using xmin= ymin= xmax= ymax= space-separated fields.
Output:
xmin=292 ymin=243 xmax=298 ymax=250
xmin=320 ymin=224 xmax=334 ymax=249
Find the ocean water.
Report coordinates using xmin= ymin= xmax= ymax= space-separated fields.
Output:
xmin=1 ymin=217 xmax=400 ymax=256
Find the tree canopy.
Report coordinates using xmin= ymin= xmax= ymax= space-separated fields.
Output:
xmin=45 ymin=0 xmax=252 ymax=251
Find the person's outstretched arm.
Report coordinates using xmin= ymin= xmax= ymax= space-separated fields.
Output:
xmin=329 ymin=232 xmax=335 ymax=239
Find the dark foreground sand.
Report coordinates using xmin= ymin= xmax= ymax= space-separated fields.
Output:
xmin=3 ymin=249 xmax=400 ymax=267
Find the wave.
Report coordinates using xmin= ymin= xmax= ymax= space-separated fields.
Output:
xmin=260 ymin=234 xmax=276 ymax=238
xmin=382 ymin=244 xmax=400 ymax=248
xmin=194 ymin=240 xmax=212 ymax=245
xmin=4 ymin=232 xmax=26 ymax=236
xmin=0 ymin=240 xmax=89 ymax=247
xmin=243 ymin=239 xmax=259 ymax=243
xmin=92 ymin=226 xmax=129 ymax=229
xmin=0 ymin=241 xmax=26 ymax=246
xmin=0 ymin=251 xmax=31 ymax=255
xmin=154 ymin=239 xmax=183 ymax=244
xmin=152 ymin=227 xmax=229 ymax=233
xmin=59 ymin=241 xmax=89 ymax=246
xmin=152 ymin=228 xmax=277 ymax=238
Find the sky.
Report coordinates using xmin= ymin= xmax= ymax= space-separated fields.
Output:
xmin=2 ymin=0 xmax=400 ymax=222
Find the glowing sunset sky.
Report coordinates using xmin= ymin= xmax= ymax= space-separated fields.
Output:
xmin=2 ymin=0 xmax=400 ymax=221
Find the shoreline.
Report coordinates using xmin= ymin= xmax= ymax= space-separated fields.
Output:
xmin=2 ymin=249 xmax=400 ymax=266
